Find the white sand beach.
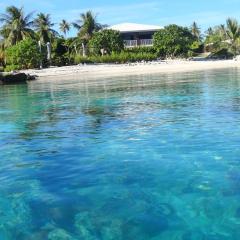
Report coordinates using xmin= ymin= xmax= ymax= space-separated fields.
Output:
xmin=23 ymin=60 xmax=240 ymax=80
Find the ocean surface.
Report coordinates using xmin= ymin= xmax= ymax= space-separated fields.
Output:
xmin=0 ymin=69 xmax=240 ymax=239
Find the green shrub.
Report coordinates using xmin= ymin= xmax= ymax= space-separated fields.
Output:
xmin=4 ymin=65 xmax=21 ymax=72
xmin=51 ymin=38 xmax=69 ymax=66
xmin=5 ymin=38 xmax=41 ymax=70
xmin=153 ymin=24 xmax=196 ymax=58
xmin=89 ymin=29 xmax=124 ymax=55
xmin=74 ymin=55 xmax=93 ymax=64
xmin=125 ymin=46 xmax=157 ymax=54
xmin=74 ymin=51 xmax=158 ymax=64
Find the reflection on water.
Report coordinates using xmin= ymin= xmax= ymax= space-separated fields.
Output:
xmin=1 ymin=69 xmax=240 ymax=239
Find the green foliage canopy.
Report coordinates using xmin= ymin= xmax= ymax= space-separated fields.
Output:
xmin=51 ymin=38 xmax=69 ymax=66
xmin=73 ymin=11 xmax=103 ymax=42
xmin=0 ymin=6 xmax=34 ymax=46
xmin=190 ymin=22 xmax=201 ymax=40
xmin=205 ymin=18 xmax=240 ymax=55
xmin=59 ymin=19 xmax=70 ymax=37
xmin=153 ymin=24 xmax=196 ymax=58
xmin=5 ymin=38 xmax=41 ymax=70
xmin=89 ymin=29 xmax=124 ymax=55
xmin=34 ymin=13 xmax=58 ymax=44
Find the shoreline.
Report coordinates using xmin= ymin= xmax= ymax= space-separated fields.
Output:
xmin=22 ymin=60 xmax=240 ymax=81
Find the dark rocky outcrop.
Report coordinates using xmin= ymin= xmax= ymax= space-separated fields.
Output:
xmin=0 ymin=72 xmax=36 ymax=85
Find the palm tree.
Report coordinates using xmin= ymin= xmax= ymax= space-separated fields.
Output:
xmin=216 ymin=24 xmax=227 ymax=40
xmin=34 ymin=13 xmax=58 ymax=44
xmin=72 ymin=11 xmax=103 ymax=56
xmin=206 ymin=27 xmax=214 ymax=36
xmin=59 ymin=19 xmax=70 ymax=37
xmin=0 ymin=6 xmax=34 ymax=46
xmin=226 ymin=18 xmax=240 ymax=55
xmin=190 ymin=21 xmax=201 ymax=40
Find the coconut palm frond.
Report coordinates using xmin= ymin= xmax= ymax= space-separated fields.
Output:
xmin=34 ymin=13 xmax=58 ymax=43
xmin=0 ymin=5 xmax=35 ymax=46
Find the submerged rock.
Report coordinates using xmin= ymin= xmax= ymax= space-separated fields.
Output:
xmin=123 ymin=213 xmax=169 ymax=239
xmin=48 ymin=228 xmax=76 ymax=240
xmin=0 ymin=197 xmax=32 ymax=239
xmin=0 ymin=72 xmax=36 ymax=85
xmin=100 ymin=219 xmax=123 ymax=240
xmin=74 ymin=212 xmax=96 ymax=240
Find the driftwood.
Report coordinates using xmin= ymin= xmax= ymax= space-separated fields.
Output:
xmin=0 ymin=72 xmax=36 ymax=85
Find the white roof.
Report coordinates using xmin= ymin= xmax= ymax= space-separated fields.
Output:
xmin=108 ymin=23 xmax=162 ymax=33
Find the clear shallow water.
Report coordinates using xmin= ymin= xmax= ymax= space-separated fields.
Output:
xmin=1 ymin=69 xmax=240 ymax=239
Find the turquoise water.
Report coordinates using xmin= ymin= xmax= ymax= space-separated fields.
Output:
xmin=1 ymin=69 xmax=240 ymax=239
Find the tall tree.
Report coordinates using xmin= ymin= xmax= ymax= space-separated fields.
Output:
xmin=190 ymin=21 xmax=201 ymax=40
xmin=154 ymin=24 xmax=195 ymax=58
xmin=72 ymin=11 xmax=103 ymax=56
xmin=0 ymin=6 xmax=34 ymax=46
xmin=205 ymin=26 xmax=226 ymax=52
xmin=89 ymin=29 xmax=124 ymax=55
xmin=218 ymin=24 xmax=227 ymax=38
xmin=34 ymin=13 xmax=58 ymax=44
xmin=206 ymin=27 xmax=214 ymax=36
xmin=59 ymin=19 xmax=70 ymax=37
xmin=226 ymin=18 xmax=240 ymax=55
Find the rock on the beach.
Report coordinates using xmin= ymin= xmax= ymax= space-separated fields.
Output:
xmin=0 ymin=72 xmax=35 ymax=84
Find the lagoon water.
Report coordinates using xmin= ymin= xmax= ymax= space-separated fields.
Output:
xmin=1 ymin=69 xmax=240 ymax=239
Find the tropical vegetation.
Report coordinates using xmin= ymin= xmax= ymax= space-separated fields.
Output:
xmin=153 ymin=24 xmax=197 ymax=58
xmin=205 ymin=18 xmax=240 ymax=56
xmin=0 ymin=6 xmax=34 ymax=46
xmin=59 ymin=19 xmax=70 ymax=37
xmin=34 ymin=13 xmax=58 ymax=44
xmin=74 ymin=51 xmax=157 ymax=64
xmin=190 ymin=22 xmax=201 ymax=41
xmin=72 ymin=11 xmax=104 ymax=57
xmin=89 ymin=29 xmax=124 ymax=55
xmin=0 ymin=4 xmax=240 ymax=71
xmin=5 ymin=38 xmax=41 ymax=71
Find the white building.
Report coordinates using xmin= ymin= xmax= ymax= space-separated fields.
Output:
xmin=108 ymin=23 xmax=162 ymax=48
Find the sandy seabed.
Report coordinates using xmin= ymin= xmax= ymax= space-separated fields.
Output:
xmin=22 ymin=60 xmax=240 ymax=81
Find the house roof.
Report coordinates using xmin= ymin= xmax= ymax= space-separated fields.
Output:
xmin=108 ymin=23 xmax=162 ymax=33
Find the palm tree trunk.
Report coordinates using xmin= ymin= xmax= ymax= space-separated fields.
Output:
xmin=47 ymin=42 xmax=52 ymax=66
xmin=82 ymin=43 xmax=86 ymax=57
xmin=38 ymin=41 xmax=43 ymax=69
xmin=73 ymin=44 xmax=77 ymax=55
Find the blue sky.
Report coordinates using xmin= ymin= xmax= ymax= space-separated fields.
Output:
xmin=1 ymin=0 xmax=240 ymax=36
